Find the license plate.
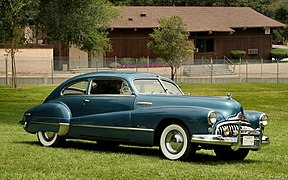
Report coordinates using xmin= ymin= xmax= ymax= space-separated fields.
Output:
xmin=242 ymin=136 xmax=254 ymax=146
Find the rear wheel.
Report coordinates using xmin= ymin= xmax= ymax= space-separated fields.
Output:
xmin=214 ymin=148 xmax=249 ymax=160
xmin=159 ymin=124 xmax=194 ymax=161
xmin=37 ymin=131 xmax=65 ymax=147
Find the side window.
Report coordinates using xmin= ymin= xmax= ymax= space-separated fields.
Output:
xmin=90 ymin=79 xmax=132 ymax=95
xmin=62 ymin=80 xmax=88 ymax=95
xmin=162 ymin=80 xmax=182 ymax=95
xmin=119 ymin=81 xmax=132 ymax=95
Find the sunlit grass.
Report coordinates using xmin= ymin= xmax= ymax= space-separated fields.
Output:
xmin=0 ymin=83 xmax=287 ymax=179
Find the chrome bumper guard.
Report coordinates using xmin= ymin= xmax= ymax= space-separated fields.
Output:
xmin=191 ymin=126 xmax=269 ymax=151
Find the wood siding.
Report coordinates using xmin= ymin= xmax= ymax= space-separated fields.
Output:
xmin=106 ymin=29 xmax=155 ymax=58
xmin=106 ymin=28 xmax=273 ymax=60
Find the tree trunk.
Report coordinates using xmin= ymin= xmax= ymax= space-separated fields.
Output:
xmin=170 ymin=66 xmax=174 ymax=81
xmin=170 ymin=66 xmax=177 ymax=81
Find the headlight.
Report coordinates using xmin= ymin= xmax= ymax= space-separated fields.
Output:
xmin=260 ymin=113 xmax=268 ymax=127
xmin=208 ymin=111 xmax=217 ymax=125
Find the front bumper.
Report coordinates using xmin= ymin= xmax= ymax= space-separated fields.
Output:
xmin=191 ymin=122 xmax=269 ymax=151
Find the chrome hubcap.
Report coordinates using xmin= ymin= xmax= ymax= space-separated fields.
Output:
xmin=165 ymin=130 xmax=184 ymax=154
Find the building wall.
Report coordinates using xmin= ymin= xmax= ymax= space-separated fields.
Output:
xmin=0 ymin=48 xmax=53 ymax=76
xmin=107 ymin=29 xmax=155 ymax=58
xmin=107 ymin=28 xmax=273 ymax=61
xmin=213 ymin=28 xmax=273 ymax=60
xmin=69 ymin=45 xmax=88 ymax=69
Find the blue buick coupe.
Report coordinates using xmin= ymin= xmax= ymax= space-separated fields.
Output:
xmin=19 ymin=71 xmax=269 ymax=160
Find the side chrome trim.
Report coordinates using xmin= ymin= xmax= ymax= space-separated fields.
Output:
xmin=58 ymin=123 xmax=70 ymax=136
xmin=137 ymin=102 xmax=153 ymax=106
xmin=30 ymin=121 xmax=70 ymax=136
xmin=31 ymin=122 xmax=59 ymax=126
xmin=73 ymin=124 xmax=154 ymax=132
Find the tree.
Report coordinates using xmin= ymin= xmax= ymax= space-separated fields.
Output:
xmin=148 ymin=16 xmax=194 ymax=80
xmin=271 ymin=48 xmax=288 ymax=61
xmin=269 ymin=0 xmax=288 ymax=44
xmin=0 ymin=0 xmax=39 ymax=88
xmin=0 ymin=0 xmax=118 ymax=88
xmin=37 ymin=0 xmax=118 ymax=54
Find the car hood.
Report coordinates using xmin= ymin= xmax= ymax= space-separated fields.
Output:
xmin=135 ymin=95 xmax=243 ymax=120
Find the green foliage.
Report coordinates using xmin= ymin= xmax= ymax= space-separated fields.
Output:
xmin=120 ymin=57 xmax=134 ymax=65
xmin=109 ymin=0 xmax=270 ymax=14
xmin=0 ymin=0 xmax=39 ymax=45
xmin=212 ymin=0 xmax=270 ymax=14
xmin=0 ymin=0 xmax=39 ymax=88
xmin=1 ymin=84 xmax=288 ymax=179
xmin=38 ymin=0 xmax=119 ymax=54
xmin=269 ymin=0 xmax=288 ymax=44
xmin=0 ymin=0 xmax=118 ymax=88
xmin=148 ymin=16 xmax=194 ymax=80
xmin=230 ymin=50 xmax=247 ymax=59
xmin=270 ymin=48 xmax=288 ymax=61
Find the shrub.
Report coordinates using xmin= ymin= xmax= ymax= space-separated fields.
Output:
xmin=270 ymin=48 xmax=288 ymax=61
xmin=120 ymin=58 xmax=134 ymax=65
xmin=230 ymin=50 xmax=246 ymax=59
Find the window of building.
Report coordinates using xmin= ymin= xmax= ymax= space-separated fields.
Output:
xmin=195 ymin=39 xmax=214 ymax=52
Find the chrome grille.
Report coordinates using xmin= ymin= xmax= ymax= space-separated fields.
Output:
xmin=216 ymin=122 xmax=254 ymax=137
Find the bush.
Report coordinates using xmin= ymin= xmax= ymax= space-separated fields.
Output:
xmin=230 ymin=50 xmax=246 ymax=59
xmin=120 ymin=58 xmax=134 ymax=65
xmin=270 ymin=48 xmax=288 ymax=61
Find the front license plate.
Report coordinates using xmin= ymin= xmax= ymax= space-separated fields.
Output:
xmin=242 ymin=136 xmax=254 ymax=146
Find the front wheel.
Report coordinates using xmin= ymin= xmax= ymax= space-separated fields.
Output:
xmin=159 ymin=124 xmax=194 ymax=161
xmin=214 ymin=148 xmax=249 ymax=160
xmin=37 ymin=131 xmax=65 ymax=147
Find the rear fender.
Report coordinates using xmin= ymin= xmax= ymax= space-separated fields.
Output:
xmin=22 ymin=102 xmax=71 ymax=136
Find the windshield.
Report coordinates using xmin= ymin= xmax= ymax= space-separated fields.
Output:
xmin=133 ymin=79 xmax=183 ymax=95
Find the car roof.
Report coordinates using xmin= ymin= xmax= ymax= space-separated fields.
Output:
xmin=66 ymin=71 xmax=165 ymax=82
xmin=44 ymin=71 xmax=174 ymax=102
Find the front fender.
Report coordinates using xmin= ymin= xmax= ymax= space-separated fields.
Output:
xmin=244 ymin=110 xmax=265 ymax=128
xmin=132 ymin=106 xmax=214 ymax=134
xmin=21 ymin=102 xmax=72 ymax=135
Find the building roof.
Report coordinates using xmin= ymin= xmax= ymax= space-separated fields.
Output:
xmin=110 ymin=6 xmax=287 ymax=32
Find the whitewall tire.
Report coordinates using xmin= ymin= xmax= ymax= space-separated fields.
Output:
xmin=37 ymin=131 xmax=64 ymax=147
xmin=159 ymin=124 xmax=193 ymax=160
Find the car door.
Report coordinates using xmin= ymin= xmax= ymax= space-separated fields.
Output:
xmin=76 ymin=78 xmax=135 ymax=141
xmin=56 ymin=79 xmax=89 ymax=118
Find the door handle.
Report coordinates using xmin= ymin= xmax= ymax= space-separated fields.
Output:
xmin=83 ymin=99 xmax=90 ymax=105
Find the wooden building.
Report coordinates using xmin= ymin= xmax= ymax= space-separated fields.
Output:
xmin=108 ymin=6 xmax=286 ymax=61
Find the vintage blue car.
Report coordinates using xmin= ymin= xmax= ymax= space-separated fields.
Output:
xmin=19 ymin=71 xmax=269 ymax=161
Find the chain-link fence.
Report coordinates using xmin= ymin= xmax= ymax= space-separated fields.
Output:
xmin=1 ymin=55 xmax=288 ymax=84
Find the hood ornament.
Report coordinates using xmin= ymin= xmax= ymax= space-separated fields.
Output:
xmin=227 ymin=93 xmax=232 ymax=99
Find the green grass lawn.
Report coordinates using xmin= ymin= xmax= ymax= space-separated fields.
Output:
xmin=0 ymin=83 xmax=287 ymax=179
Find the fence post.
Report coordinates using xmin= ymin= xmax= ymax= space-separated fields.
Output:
xmin=147 ymin=56 xmax=149 ymax=72
xmin=277 ymin=60 xmax=279 ymax=83
xmin=179 ymin=59 xmax=183 ymax=83
xmin=4 ymin=53 xmax=9 ymax=85
xmin=261 ymin=58 xmax=263 ymax=80
xmin=51 ymin=59 xmax=54 ymax=84
xmin=136 ymin=58 xmax=138 ymax=72
xmin=239 ymin=58 xmax=241 ymax=81
xmin=114 ymin=56 xmax=117 ymax=71
xmin=95 ymin=57 xmax=98 ymax=72
xmin=246 ymin=60 xmax=248 ymax=83
xmin=210 ymin=58 xmax=213 ymax=84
